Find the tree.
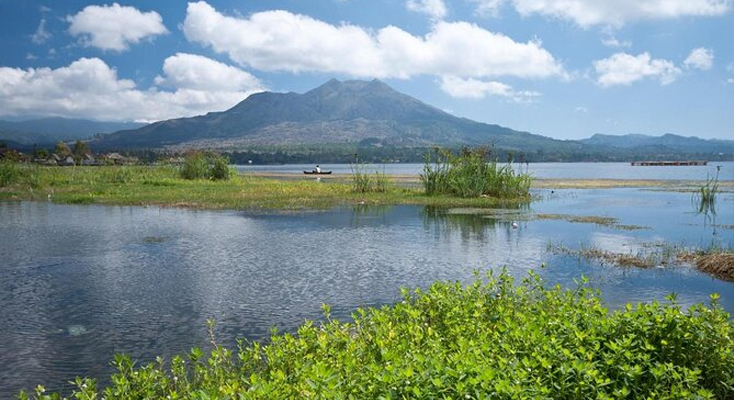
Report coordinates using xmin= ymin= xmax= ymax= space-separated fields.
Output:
xmin=73 ymin=140 xmax=91 ymax=157
xmin=54 ymin=141 xmax=71 ymax=157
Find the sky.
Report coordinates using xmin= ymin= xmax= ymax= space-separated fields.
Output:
xmin=0 ymin=0 xmax=732 ymax=140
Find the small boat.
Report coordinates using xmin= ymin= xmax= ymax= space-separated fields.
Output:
xmin=303 ymin=170 xmax=332 ymax=175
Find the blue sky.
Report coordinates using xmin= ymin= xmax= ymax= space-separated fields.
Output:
xmin=0 ymin=0 xmax=732 ymax=140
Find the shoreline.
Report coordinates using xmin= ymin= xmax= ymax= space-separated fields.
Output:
xmin=246 ymin=171 xmax=734 ymax=190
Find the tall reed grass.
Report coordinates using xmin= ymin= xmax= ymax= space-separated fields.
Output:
xmin=0 ymin=160 xmax=41 ymax=188
xmin=350 ymin=157 xmax=390 ymax=193
xmin=180 ymin=152 xmax=234 ymax=181
xmin=421 ymin=147 xmax=532 ymax=198
xmin=692 ymin=166 xmax=720 ymax=214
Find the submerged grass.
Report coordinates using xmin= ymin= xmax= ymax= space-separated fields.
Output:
xmin=0 ymin=165 xmax=528 ymax=210
xmin=22 ymin=271 xmax=734 ymax=399
xmin=549 ymin=241 xmax=734 ymax=281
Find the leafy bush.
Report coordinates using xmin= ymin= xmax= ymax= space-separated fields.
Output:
xmin=23 ymin=272 xmax=734 ymax=399
xmin=180 ymin=152 xmax=233 ymax=181
xmin=421 ymin=147 xmax=532 ymax=198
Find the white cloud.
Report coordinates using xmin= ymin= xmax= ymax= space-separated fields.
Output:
xmin=31 ymin=18 xmax=51 ymax=44
xmin=154 ymin=53 xmax=262 ymax=91
xmin=67 ymin=3 xmax=168 ymax=51
xmin=601 ymin=36 xmax=631 ymax=48
xmin=182 ymin=1 xmax=564 ymax=80
xmin=0 ymin=56 xmax=264 ymax=122
xmin=594 ymin=52 xmax=681 ymax=87
xmin=470 ymin=0 xmax=732 ymax=27
xmin=439 ymin=76 xmax=540 ymax=102
xmin=684 ymin=47 xmax=714 ymax=70
xmin=406 ymin=0 xmax=448 ymax=20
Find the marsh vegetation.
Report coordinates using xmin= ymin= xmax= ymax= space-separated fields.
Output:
xmin=421 ymin=148 xmax=532 ymax=199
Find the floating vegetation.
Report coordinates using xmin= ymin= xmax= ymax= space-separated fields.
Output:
xmin=143 ymin=236 xmax=167 ymax=243
xmin=549 ymin=244 xmax=658 ymax=268
xmin=550 ymin=241 xmax=734 ymax=281
xmin=536 ymin=213 xmax=617 ymax=226
xmin=697 ymin=252 xmax=734 ymax=281
xmin=613 ymin=224 xmax=650 ymax=231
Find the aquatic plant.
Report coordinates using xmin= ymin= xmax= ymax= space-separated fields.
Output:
xmin=692 ymin=166 xmax=720 ymax=215
xmin=22 ymin=271 xmax=734 ymax=399
xmin=180 ymin=152 xmax=234 ymax=181
xmin=350 ymin=157 xmax=390 ymax=193
xmin=421 ymin=147 xmax=532 ymax=199
xmin=697 ymin=252 xmax=734 ymax=281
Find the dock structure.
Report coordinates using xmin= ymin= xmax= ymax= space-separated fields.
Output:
xmin=631 ymin=160 xmax=708 ymax=166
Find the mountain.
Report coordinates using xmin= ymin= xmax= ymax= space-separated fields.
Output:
xmin=95 ymin=79 xmax=583 ymax=155
xmin=0 ymin=117 xmax=145 ymax=146
xmin=580 ymin=133 xmax=734 ymax=155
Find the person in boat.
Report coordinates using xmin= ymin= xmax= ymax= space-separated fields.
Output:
xmin=315 ymin=165 xmax=321 ymax=173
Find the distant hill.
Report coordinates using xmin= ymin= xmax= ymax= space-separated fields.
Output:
xmin=580 ymin=133 xmax=734 ymax=155
xmin=94 ymin=79 xmax=583 ymax=155
xmin=0 ymin=117 xmax=145 ymax=146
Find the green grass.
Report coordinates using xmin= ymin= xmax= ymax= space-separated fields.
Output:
xmin=350 ymin=161 xmax=390 ymax=193
xmin=0 ymin=165 xmax=528 ymax=210
xmin=421 ymin=148 xmax=532 ymax=199
xmin=22 ymin=271 xmax=734 ymax=399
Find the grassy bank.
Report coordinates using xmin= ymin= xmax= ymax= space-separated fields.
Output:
xmin=0 ymin=165 xmax=530 ymax=210
xmin=23 ymin=272 xmax=734 ymax=399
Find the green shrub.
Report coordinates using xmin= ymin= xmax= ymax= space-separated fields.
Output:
xmin=421 ymin=147 xmax=532 ymax=199
xmin=23 ymin=271 xmax=734 ymax=399
xmin=180 ymin=152 xmax=233 ymax=181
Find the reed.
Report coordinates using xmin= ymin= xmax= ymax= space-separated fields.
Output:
xmin=180 ymin=152 xmax=234 ymax=181
xmin=421 ymin=147 xmax=531 ymax=199
xmin=692 ymin=166 xmax=720 ymax=214
xmin=350 ymin=157 xmax=390 ymax=193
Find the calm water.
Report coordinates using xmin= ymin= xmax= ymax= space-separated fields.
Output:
xmin=1 ymin=187 xmax=733 ymax=395
xmin=237 ymin=161 xmax=734 ymax=181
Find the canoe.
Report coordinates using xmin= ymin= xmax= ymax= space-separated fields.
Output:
xmin=303 ymin=171 xmax=332 ymax=175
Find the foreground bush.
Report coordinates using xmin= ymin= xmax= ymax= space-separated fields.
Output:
xmin=180 ymin=152 xmax=233 ymax=181
xmin=421 ymin=148 xmax=532 ymax=198
xmin=22 ymin=272 xmax=734 ymax=399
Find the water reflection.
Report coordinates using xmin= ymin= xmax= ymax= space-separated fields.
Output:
xmin=0 ymin=190 xmax=732 ymax=395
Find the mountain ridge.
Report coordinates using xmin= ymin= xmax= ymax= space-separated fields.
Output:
xmin=0 ymin=117 xmax=145 ymax=145
xmin=94 ymin=79 xmax=582 ymax=153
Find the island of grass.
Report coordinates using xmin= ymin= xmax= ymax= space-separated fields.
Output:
xmin=20 ymin=272 xmax=734 ymax=399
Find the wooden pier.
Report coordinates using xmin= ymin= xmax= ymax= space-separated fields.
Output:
xmin=631 ymin=160 xmax=708 ymax=166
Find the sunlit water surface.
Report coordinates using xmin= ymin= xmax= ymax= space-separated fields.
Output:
xmin=0 ymin=187 xmax=732 ymax=395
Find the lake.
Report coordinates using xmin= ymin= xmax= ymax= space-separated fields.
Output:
xmin=237 ymin=161 xmax=734 ymax=181
xmin=1 ymin=184 xmax=733 ymax=395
